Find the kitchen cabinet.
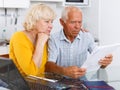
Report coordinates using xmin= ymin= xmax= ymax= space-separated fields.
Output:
xmin=30 ymin=0 xmax=64 ymax=8
xmin=0 ymin=0 xmax=3 ymax=7
xmin=30 ymin=0 xmax=90 ymax=7
xmin=30 ymin=0 xmax=63 ymax=2
xmin=0 ymin=0 xmax=30 ymax=8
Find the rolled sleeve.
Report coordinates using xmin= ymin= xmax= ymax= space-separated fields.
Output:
xmin=48 ymin=35 xmax=58 ymax=63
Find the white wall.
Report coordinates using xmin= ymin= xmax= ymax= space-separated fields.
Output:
xmin=99 ymin=0 xmax=120 ymax=45
xmin=82 ymin=0 xmax=99 ymax=42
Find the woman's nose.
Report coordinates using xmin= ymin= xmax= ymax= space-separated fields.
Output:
xmin=49 ymin=22 xmax=53 ymax=29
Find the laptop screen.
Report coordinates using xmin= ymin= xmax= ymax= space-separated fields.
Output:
xmin=0 ymin=57 xmax=30 ymax=90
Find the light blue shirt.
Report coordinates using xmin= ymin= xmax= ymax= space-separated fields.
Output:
xmin=48 ymin=30 xmax=96 ymax=67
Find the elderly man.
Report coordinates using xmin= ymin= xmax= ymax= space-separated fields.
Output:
xmin=45 ymin=6 xmax=112 ymax=80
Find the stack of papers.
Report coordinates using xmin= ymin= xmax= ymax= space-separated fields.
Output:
xmin=81 ymin=43 xmax=120 ymax=73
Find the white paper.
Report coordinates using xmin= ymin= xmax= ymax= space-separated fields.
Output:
xmin=81 ymin=43 xmax=120 ymax=73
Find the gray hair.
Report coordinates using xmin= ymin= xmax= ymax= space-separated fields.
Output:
xmin=23 ymin=3 xmax=56 ymax=30
xmin=61 ymin=6 xmax=82 ymax=22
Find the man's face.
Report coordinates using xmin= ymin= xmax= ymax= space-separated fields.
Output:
xmin=62 ymin=11 xmax=82 ymax=39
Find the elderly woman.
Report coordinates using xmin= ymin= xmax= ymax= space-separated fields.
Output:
xmin=9 ymin=3 xmax=56 ymax=77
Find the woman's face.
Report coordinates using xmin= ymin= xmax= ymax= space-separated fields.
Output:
xmin=35 ymin=19 xmax=53 ymax=35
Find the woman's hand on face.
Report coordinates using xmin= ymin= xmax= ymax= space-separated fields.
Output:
xmin=37 ymin=32 xmax=49 ymax=43
xmin=38 ymin=30 xmax=51 ymax=36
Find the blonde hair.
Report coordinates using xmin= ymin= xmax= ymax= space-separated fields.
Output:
xmin=23 ymin=3 xmax=56 ymax=30
xmin=61 ymin=6 xmax=82 ymax=23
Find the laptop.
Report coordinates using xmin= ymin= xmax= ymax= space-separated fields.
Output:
xmin=0 ymin=57 xmax=30 ymax=90
xmin=0 ymin=57 xmax=73 ymax=90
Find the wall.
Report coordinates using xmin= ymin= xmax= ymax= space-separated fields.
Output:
xmin=99 ymin=0 xmax=120 ymax=45
xmin=82 ymin=0 xmax=99 ymax=42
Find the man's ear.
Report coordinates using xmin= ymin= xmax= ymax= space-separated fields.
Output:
xmin=59 ymin=18 xmax=65 ymax=26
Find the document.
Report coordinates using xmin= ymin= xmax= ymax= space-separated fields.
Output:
xmin=81 ymin=43 xmax=120 ymax=73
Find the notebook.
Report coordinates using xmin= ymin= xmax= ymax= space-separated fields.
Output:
xmin=83 ymin=80 xmax=115 ymax=90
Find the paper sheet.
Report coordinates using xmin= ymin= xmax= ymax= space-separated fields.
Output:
xmin=81 ymin=43 xmax=120 ymax=73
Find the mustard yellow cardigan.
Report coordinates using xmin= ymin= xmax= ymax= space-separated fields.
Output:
xmin=9 ymin=31 xmax=47 ymax=77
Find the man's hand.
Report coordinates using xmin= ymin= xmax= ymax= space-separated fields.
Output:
xmin=81 ymin=27 xmax=89 ymax=32
xmin=99 ymin=54 xmax=113 ymax=68
xmin=63 ymin=66 xmax=86 ymax=79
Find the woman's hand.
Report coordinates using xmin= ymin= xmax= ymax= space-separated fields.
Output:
xmin=37 ymin=32 xmax=49 ymax=45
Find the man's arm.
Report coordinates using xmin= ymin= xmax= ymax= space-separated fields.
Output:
xmin=45 ymin=61 xmax=86 ymax=79
xmin=45 ymin=61 xmax=65 ymax=75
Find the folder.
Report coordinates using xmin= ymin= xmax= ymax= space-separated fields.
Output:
xmin=83 ymin=80 xmax=115 ymax=90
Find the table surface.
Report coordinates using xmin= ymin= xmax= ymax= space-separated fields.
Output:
xmin=0 ymin=46 xmax=9 ymax=55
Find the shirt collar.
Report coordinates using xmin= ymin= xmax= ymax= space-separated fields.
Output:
xmin=60 ymin=29 xmax=82 ymax=41
xmin=60 ymin=30 xmax=67 ymax=41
